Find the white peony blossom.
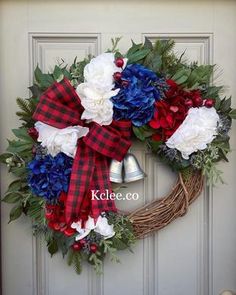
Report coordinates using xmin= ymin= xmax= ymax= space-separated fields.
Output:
xmin=166 ymin=107 xmax=219 ymax=159
xmin=35 ymin=121 xmax=89 ymax=158
xmin=77 ymin=83 xmax=119 ymax=125
xmin=71 ymin=215 xmax=115 ymax=241
xmin=84 ymin=53 xmax=126 ymax=92
xmin=76 ymin=53 xmax=127 ymax=125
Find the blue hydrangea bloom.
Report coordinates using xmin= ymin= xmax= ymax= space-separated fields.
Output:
xmin=28 ymin=152 xmax=73 ymax=202
xmin=111 ymin=64 xmax=163 ymax=127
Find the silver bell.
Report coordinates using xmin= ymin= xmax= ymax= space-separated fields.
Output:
xmin=123 ymin=153 xmax=146 ymax=183
xmin=109 ymin=159 xmax=123 ymax=183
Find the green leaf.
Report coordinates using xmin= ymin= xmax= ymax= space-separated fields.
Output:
xmin=220 ymin=97 xmax=232 ymax=113
xmin=67 ymin=248 xmax=74 ymax=266
xmin=12 ymin=128 xmax=33 ymax=142
xmin=214 ymin=96 xmax=221 ymax=111
xmin=144 ymin=37 xmax=153 ymax=50
xmin=203 ymin=86 xmax=223 ymax=99
xmin=229 ymin=109 xmax=236 ymax=119
xmin=191 ymin=65 xmax=214 ymax=85
xmin=112 ymin=237 xmax=129 ymax=250
xmin=127 ymin=48 xmax=151 ymax=64
xmin=9 ymin=205 xmax=23 ymax=223
xmin=171 ymin=68 xmax=191 ymax=84
xmin=53 ymin=65 xmax=64 ymax=82
xmin=10 ymin=166 xmax=28 ymax=177
xmin=34 ymin=65 xmax=44 ymax=84
xmin=7 ymin=139 xmax=33 ymax=153
xmin=144 ymin=50 xmax=162 ymax=72
xmin=28 ymin=85 xmax=41 ymax=98
xmin=7 ymin=179 xmax=23 ymax=192
xmin=133 ymin=125 xmax=154 ymax=141
xmin=74 ymin=252 xmax=82 ymax=274
xmin=47 ymin=239 xmax=59 ymax=256
xmin=34 ymin=65 xmax=54 ymax=89
xmin=126 ymin=40 xmax=143 ymax=58
xmin=2 ymin=192 xmax=22 ymax=203
xmin=0 ymin=153 xmax=13 ymax=163
xmin=61 ymin=68 xmax=72 ymax=79
xmin=147 ymin=140 xmax=163 ymax=153
xmin=133 ymin=126 xmax=145 ymax=141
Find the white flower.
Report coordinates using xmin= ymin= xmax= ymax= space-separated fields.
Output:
xmin=77 ymin=83 xmax=119 ymax=125
xmin=76 ymin=53 xmax=127 ymax=126
xmin=84 ymin=53 xmax=126 ymax=92
xmin=71 ymin=215 xmax=115 ymax=241
xmin=35 ymin=121 xmax=89 ymax=158
xmin=166 ymin=107 xmax=219 ymax=159
xmin=94 ymin=215 xmax=115 ymax=238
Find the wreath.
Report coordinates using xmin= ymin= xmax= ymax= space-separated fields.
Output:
xmin=1 ymin=38 xmax=235 ymax=274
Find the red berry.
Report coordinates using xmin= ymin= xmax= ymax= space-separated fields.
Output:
xmin=184 ymin=99 xmax=193 ymax=108
xmin=79 ymin=239 xmax=86 ymax=246
xmin=204 ymin=99 xmax=215 ymax=108
xmin=64 ymin=227 xmax=76 ymax=237
xmin=27 ymin=127 xmax=39 ymax=140
xmin=45 ymin=211 xmax=55 ymax=220
xmin=72 ymin=243 xmax=82 ymax=251
xmin=193 ymin=96 xmax=203 ymax=107
xmin=52 ymin=222 xmax=61 ymax=231
xmin=113 ymin=72 xmax=122 ymax=81
xmin=115 ymin=58 xmax=124 ymax=68
xmin=90 ymin=243 xmax=98 ymax=253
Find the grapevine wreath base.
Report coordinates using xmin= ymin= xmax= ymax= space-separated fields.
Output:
xmin=128 ymin=169 xmax=204 ymax=239
xmin=1 ymin=38 xmax=235 ymax=274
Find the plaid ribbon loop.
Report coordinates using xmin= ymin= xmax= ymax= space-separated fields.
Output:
xmin=33 ymin=78 xmax=131 ymax=223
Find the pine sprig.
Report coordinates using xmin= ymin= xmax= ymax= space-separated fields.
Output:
xmin=16 ymin=97 xmax=38 ymax=127
xmin=67 ymin=249 xmax=82 ymax=274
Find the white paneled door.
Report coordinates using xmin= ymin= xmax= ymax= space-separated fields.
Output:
xmin=0 ymin=1 xmax=236 ymax=295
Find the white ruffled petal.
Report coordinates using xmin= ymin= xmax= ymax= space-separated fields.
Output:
xmin=75 ymin=229 xmax=91 ymax=241
xmin=166 ymin=107 xmax=219 ymax=159
xmin=35 ymin=122 xmax=89 ymax=158
xmin=94 ymin=216 xmax=115 ymax=239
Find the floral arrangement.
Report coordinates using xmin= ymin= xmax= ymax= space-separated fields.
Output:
xmin=0 ymin=38 xmax=235 ymax=274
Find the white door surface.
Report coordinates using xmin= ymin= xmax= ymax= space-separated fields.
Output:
xmin=0 ymin=1 xmax=236 ymax=295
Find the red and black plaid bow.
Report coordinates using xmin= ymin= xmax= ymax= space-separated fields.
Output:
xmin=33 ymin=78 xmax=131 ymax=223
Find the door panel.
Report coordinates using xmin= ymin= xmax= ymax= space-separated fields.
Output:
xmin=1 ymin=1 xmax=236 ymax=295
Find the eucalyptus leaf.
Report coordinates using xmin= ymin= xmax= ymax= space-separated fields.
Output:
xmin=220 ymin=97 xmax=232 ymax=113
xmin=229 ymin=109 xmax=236 ymax=119
xmin=53 ymin=65 xmax=64 ymax=82
xmin=7 ymin=179 xmax=24 ymax=192
xmin=2 ymin=192 xmax=22 ymax=203
xmin=9 ymin=205 xmax=23 ymax=223
xmin=48 ymin=239 xmax=59 ymax=256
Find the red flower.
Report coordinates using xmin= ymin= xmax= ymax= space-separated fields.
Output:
xmin=149 ymin=80 xmax=202 ymax=142
xmin=45 ymin=192 xmax=75 ymax=236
